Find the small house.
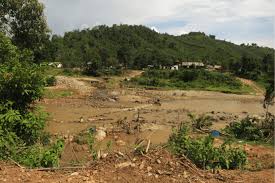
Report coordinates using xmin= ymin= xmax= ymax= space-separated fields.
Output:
xmin=171 ymin=65 xmax=179 ymax=70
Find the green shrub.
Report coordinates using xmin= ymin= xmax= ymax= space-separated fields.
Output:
xmin=18 ymin=139 xmax=64 ymax=168
xmin=0 ymin=102 xmax=46 ymax=145
xmin=45 ymin=75 xmax=56 ymax=86
xmin=169 ymin=124 xmax=247 ymax=169
xmin=224 ymin=115 xmax=274 ymax=143
xmin=0 ymin=33 xmax=64 ymax=168
xmin=87 ymin=131 xmax=97 ymax=160
xmin=129 ymin=69 xmax=243 ymax=93
xmin=188 ymin=113 xmax=213 ymax=130
xmin=0 ymin=61 xmax=45 ymax=112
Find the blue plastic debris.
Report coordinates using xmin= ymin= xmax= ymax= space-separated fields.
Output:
xmin=211 ymin=130 xmax=220 ymax=137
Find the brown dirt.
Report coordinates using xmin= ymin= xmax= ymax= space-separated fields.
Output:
xmin=238 ymin=77 xmax=265 ymax=95
xmin=1 ymin=72 xmax=274 ymax=182
xmin=1 ymin=148 xmax=274 ymax=183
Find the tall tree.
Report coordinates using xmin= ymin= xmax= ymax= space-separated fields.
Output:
xmin=0 ymin=0 xmax=49 ymax=61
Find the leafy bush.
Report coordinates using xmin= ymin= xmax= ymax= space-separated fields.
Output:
xmin=87 ymin=130 xmax=98 ymax=160
xmin=129 ymin=69 xmax=243 ymax=93
xmin=18 ymin=139 xmax=64 ymax=168
xmin=188 ymin=113 xmax=213 ymax=130
xmin=0 ymin=32 xmax=18 ymax=64
xmin=45 ymin=75 xmax=56 ymax=86
xmin=0 ymin=61 xmax=45 ymax=111
xmin=0 ymin=34 xmax=64 ymax=168
xmin=169 ymin=124 xmax=247 ymax=169
xmin=224 ymin=115 xmax=274 ymax=143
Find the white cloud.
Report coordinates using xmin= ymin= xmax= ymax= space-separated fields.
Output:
xmin=40 ymin=0 xmax=274 ymax=47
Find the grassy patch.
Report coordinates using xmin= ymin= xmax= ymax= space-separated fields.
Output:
xmin=43 ymin=89 xmax=74 ymax=99
xmin=127 ymin=69 xmax=254 ymax=94
xmin=44 ymin=68 xmax=83 ymax=77
xmin=168 ymin=124 xmax=247 ymax=169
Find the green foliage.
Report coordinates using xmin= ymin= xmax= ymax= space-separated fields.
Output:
xmin=0 ymin=61 xmax=45 ymax=111
xmin=45 ymin=75 xmax=56 ymax=86
xmin=87 ymin=131 xmax=97 ymax=160
xmin=129 ymin=69 xmax=246 ymax=93
xmin=0 ymin=32 xmax=18 ymax=64
xmin=43 ymin=89 xmax=74 ymax=99
xmin=188 ymin=113 xmax=213 ymax=130
xmin=0 ymin=33 xmax=64 ymax=168
xmin=18 ymin=139 xmax=64 ymax=168
xmin=224 ymin=117 xmax=263 ymax=141
xmin=0 ymin=0 xmax=49 ymax=61
xmin=43 ymin=25 xmax=273 ymax=82
xmin=224 ymin=115 xmax=274 ymax=143
xmin=0 ymin=103 xmax=46 ymax=146
xmin=169 ymin=124 xmax=247 ymax=169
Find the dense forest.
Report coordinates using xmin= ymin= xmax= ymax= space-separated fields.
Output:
xmin=43 ymin=25 xmax=274 ymax=78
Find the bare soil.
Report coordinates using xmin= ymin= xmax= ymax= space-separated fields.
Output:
xmin=1 ymin=71 xmax=274 ymax=182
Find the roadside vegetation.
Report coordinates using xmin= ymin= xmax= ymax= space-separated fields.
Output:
xmin=168 ymin=123 xmax=247 ymax=170
xmin=127 ymin=69 xmax=253 ymax=94
xmin=0 ymin=17 xmax=64 ymax=168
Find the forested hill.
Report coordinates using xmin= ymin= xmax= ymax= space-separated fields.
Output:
xmin=45 ymin=24 xmax=274 ymax=70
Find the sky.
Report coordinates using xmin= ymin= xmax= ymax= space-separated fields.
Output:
xmin=40 ymin=0 xmax=274 ymax=48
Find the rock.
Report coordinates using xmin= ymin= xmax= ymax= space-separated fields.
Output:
xmin=219 ymin=116 xmax=226 ymax=120
xmin=71 ymin=172 xmax=79 ymax=176
xmin=139 ymin=161 xmax=145 ymax=170
xmin=156 ymin=159 xmax=161 ymax=164
xmin=157 ymin=170 xmax=163 ymax=175
xmin=183 ymin=171 xmax=188 ymax=178
xmin=147 ymin=166 xmax=152 ymax=172
xmin=115 ymin=162 xmax=135 ymax=169
xmin=68 ymin=135 xmax=74 ymax=142
xmin=116 ymin=140 xmax=126 ymax=146
xmin=95 ymin=130 xmax=106 ymax=141
xmin=110 ymin=91 xmax=120 ymax=96
xmin=117 ymin=151 xmax=125 ymax=157
xmin=88 ymin=118 xmax=96 ymax=122
xmin=101 ymin=153 xmax=108 ymax=159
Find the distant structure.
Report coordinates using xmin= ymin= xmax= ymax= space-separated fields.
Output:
xmin=181 ymin=62 xmax=205 ymax=69
xmin=48 ymin=62 xmax=63 ymax=68
xmin=171 ymin=65 xmax=179 ymax=70
xmin=206 ymin=64 xmax=222 ymax=71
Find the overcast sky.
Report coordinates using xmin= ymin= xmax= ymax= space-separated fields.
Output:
xmin=40 ymin=0 xmax=274 ymax=48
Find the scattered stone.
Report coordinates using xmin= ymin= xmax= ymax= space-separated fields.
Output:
xmin=157 ymin=170 xmax=163 ymax=175
xmin=115 ymin=162 xmax=135 ymax=169
xmin=147 ymin=166 xmax=152 ymax=172
xmin=219 ymin=116 xmax=226 ymax=120
xmin=139 ymin=161 xmax=145 ymax=170
xmin=156 ymin=159 xmax=161 ymax=164
xmin=116 ymin=140 xmax=126 ymax=146
xmin=183 ymin=171 xmax=188 ymax=178
xmin=88 ymin=118 xmax=96 ymax=122
xmin=71 ymin=172 xmax=79 ymax=176
xmin=95 ymin=130 xmax=106 ymax=141
xmin=117 ymin=151 xmax=125 ymax=157
xmin=101 ymin=153 xmax=108 ymax=159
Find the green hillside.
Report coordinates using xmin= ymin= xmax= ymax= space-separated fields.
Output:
xmin=44 ymin=24 xmax=274 ymax=80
